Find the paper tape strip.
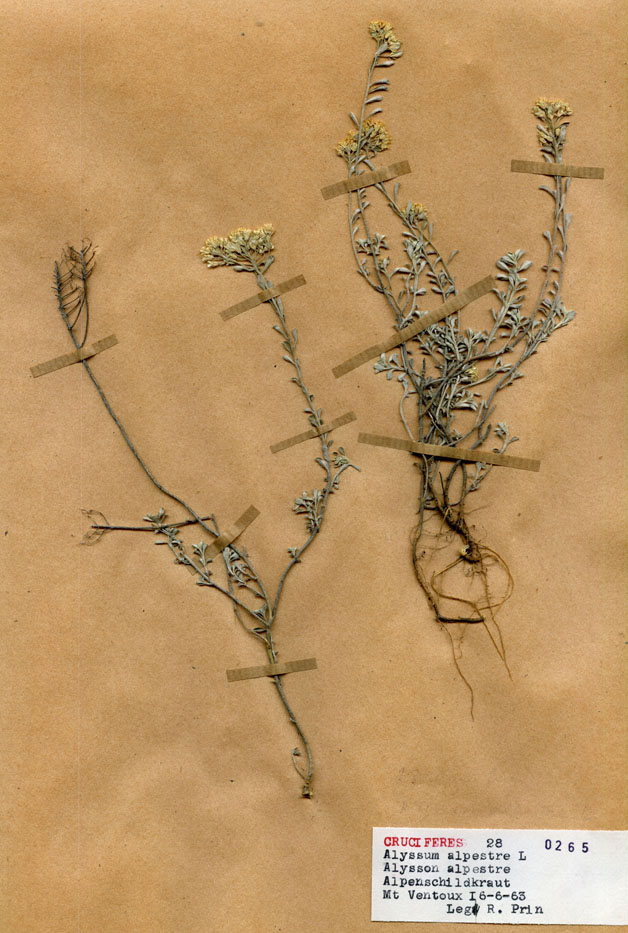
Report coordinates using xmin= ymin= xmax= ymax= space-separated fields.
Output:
xmin=205 ymin=505 xmax=260 ymax=559
xmin=358 ymin=433 xmax=540 ymax=472
xmin=220 ymin=275 xmax=306 ymax=321
xmin=333 ymin=276 xmax=494 ymax=379
xmin=30 ymin=334 xmax=118 ymax=378
xmin=321 ymin=160 xmax=412 ymax=200
xmin=226 ymin=657 xmax=318 ymax=682
xmin=511 ymin=159 xmax=604 ymax=180
xmin=270 ymin=411 xmax=357 ymax=454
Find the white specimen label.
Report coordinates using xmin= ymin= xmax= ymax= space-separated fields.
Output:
xmin=372 ymin=828 xmax=628 ymax=924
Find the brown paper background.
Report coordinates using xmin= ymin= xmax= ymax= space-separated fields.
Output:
xmin=1 ymin=1 xmax=626 ymax=930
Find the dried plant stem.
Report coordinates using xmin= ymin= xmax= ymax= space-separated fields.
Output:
xmin=51 ymin=235 xmax=358 ymax=797
xmin=249 ymin=259 xmax=349 ymax=616
xmin=55 ymin=258 xmax=251 ymax=565
xmin=335 ymin=24 xmax=576 ymax=687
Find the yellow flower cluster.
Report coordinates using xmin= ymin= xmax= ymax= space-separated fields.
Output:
xmin=532 ymin=98 xmax=573 ymax=121
xmin=404 ymin=202 xmax=429 ymax=226
xmin=200 ymin=224 xmax=275 ymax=268
xmin=336 ymin=118 xmax=392 ymax=159
xmin=368 ymin=20 xmax=402 ymax=57
xmin=532 ymin=99 xmax=573 ymax=155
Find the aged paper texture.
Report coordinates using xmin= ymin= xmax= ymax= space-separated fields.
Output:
xmin=1 ymin=1 xmax=626 ymax=930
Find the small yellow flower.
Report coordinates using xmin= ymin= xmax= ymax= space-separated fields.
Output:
xmin=532 ymin=98 xmax=573 ymax=121
xmin=336 ymin=118 xmax=392 ymax=159
xmin=200 ymin=224 xmax=275 ymax=268
xmin=532 ymin=99 xmax=572 ymax=156
xmin=368 ymin=20 xmax=402 ymax=57
xmin=368 ymin=20 xmax=391 ymax=40
xmin=404 ymin=202 xmax=429 ymax=226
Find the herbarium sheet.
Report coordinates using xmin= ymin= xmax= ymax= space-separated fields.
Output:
xmin=1 ymin=0 xmax=626 ymax=930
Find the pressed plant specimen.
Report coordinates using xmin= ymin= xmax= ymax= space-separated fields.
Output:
xmin=334 ymin=22 xmax=577 ymax=693
xmin=45 ymin=228 xmax=358 ymax=796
